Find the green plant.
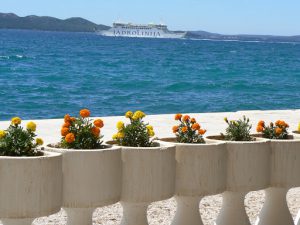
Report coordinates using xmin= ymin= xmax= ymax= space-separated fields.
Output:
xmin=172 ymin=114 xmax=206 ymax=143
xmin=0 ymin=117 xmax=44 ymax=156
xmin=112 ymin=110 xmax=155 ymax=147
xmin=222 ymin=116 xmax=253 ymax=141
xmin=256 ymin=120 xmax=289 ymax=139
xmin=60 ymin=109 xmax=105 ymax=149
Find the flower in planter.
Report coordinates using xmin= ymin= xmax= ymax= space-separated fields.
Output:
xmin=173 ymin=114 xmax=206 ymax=143
xmin=256 ymin=120 xmax=289 ymax=139
xmin=222 ymin=116 xmax=253 ymax=141
xmin=297 ymin=123 xmax=300 ymax=133
xmin=60 ymin=109 xmax=105 ymax=149
xmin=0 ymin=118 xmax=44 ymax=156
xmin=112 ymin=110 xmax=155 ymax=147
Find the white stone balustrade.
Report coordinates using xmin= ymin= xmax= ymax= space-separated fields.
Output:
xmin=1 ymin=109 xmax=300 ymax=225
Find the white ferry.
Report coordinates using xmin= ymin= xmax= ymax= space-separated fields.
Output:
xmin=98 ymin=22 xmax=186 ymax=39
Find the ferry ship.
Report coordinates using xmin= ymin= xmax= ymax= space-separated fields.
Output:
xmin=98 ymin=22 xmax=186 ymax=39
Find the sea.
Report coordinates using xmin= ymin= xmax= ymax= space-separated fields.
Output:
xmin=0 ymin=29 xmax=300 ymax=120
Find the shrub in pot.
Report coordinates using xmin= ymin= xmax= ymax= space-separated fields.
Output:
xmin=112 ymin=110 xmax=176 ymax=225
xmin=207 ymin=116 xmax=270 ymax=225
xmin=159 ymin=114 xmax=226 ymax=225
xmin=46 ymin=109 xmax=121 ymax=225
xmin=0 ymin=117 xmax=62 ymax=225
xmin=255 ymin=120 xmax=299 ymax=225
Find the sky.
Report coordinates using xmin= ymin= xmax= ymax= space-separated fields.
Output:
xmin=1 ymin=0 xmax=300 ymax=35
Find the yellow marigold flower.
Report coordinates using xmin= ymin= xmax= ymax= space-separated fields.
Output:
xmin=0 ymin=130 xmax=6 ymax=138
xmin=148 ymin=129 xmax=155 ymax=137
xmin=125 ymin=111 xmax=133 ymax=118
xmin=117 ymin=121 xmax=125 ymax=130
xmin=112 ymin=133 xmax=118 ymax=140
xmin=36 ymin=138 xmax=44 ymax=146
xmin=11 ymin=117 xmax=21 ymax=125
xmin=26 ymin=121 xmax=37 ymax=132
xmin=298 ymin=123 xmax=300 ymax=132
xmin=117 ymin=132 xmax=125 ymax=139
xmin=146 ymin=125 xmax=154 ymax=131
xmin=224 ymin=117 xmax=228 ymax=122
xmin=133 ymin=110 xmax=146 ymax=120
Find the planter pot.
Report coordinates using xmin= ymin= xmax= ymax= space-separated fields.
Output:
xmin=256 ymin=136 xmax=300 ymax=225
xmin=0 ymin=151 xmax=62 ymax=225
xmin=120 ymin=141 xmax=176 ymax=225
xmin=46 ymin=145 xmax=122 ymax=225
xmin=292 ymin=131 xmax=300 ymax=136
xmin=207 ymin=136 xmax=271 ymax=225
xmin=159 ymin=138 xmax=226 ymax=225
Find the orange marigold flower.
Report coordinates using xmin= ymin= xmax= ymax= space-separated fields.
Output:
xmin=62 ymin=122 xmax=71 ymax=128
xmin=258 ymin=120 xmax=265 ymax=127
xmin=70 ymin=117 xmax=76 ymax=122
xmin=181 ymin=126 xmax=188 ymax=133
xmin=175 ymin=114 xmax=182 ymax=120
xmin=65 ymin=133 xmax=75 ymax=143
xmin=256 ymin=125 xmax=264 ymax=133
xmin=172 ymin=125 xmax=179 ymax=133
xmin=198 ymin=129 xmax=206 ymax=135
xmin=94 ymin=119 xmax=104 ymax=128
xmin=191 ymin=118 xmax=196 ymax=123
xmin=91 ymin=126 xmax=100 ymax=137
xmin=64 ymin=114 xmax=71 ymax=122
xmin=191 ymin=123 xmax=200 ymax=130
xmin=275 ymin=120 xmax=286 ymax=127
xmin=183 ymin=115 xmax=190 ymax=122
xmin=61 ymin=127 xmax=69 ymax=137
xmin=80 ymin=109 xmax=90 ymax=118
xmin=275 ymin=127 xmax=283 ymax=135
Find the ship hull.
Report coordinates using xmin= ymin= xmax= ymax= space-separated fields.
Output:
xmin=98 ymin=28 xmax=186 ymax=39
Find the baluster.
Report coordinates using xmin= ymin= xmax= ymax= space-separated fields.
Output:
xmin=257 ymin=139 xmax=300 ymax=225
xmin=296 ymin=209 xmax=300 ymax=225
xmin=162 ymin=138 xmax=226 ymax=225
xmin=172 ymin=196 xmax=203 ymax=225
xmin=121 ymin=202 xmax=149 ymax=225
xmin=211 ymin=138 xmax=270 ymax=225
xmin=64 ymin=208 xmax=94 ymax=225
xmin=256 ymin=188 xmax=293 ymax=225
xmin=217 ymin=191 xmax=250 ymax=225
xmin=121 ymin=143 xmax=176 ymax=225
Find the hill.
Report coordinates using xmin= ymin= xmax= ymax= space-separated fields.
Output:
xmin=0 ymin=13 xmax=109 ymax=32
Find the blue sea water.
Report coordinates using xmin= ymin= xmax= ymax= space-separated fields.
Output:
xmin=0 ymin=29 xmax=300 ymax=120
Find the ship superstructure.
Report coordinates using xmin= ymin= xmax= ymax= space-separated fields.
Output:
xmin=98 ymin=22 xmax=186 ymax=39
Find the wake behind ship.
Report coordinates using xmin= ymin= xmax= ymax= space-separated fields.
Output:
xmin=98 ymin=22 xmax=186 ymax=39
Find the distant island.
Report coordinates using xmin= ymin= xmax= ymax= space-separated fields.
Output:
xmin=0 ymin=13 xmax=109 ymax=32
xmin=1 ymin=12 xmax=300 ymax=42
